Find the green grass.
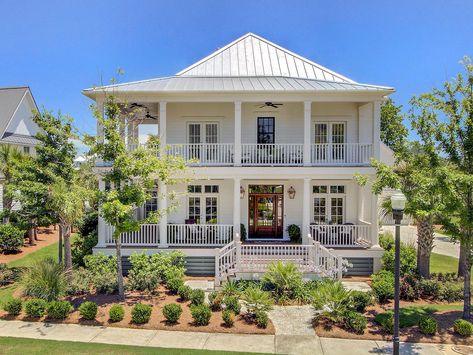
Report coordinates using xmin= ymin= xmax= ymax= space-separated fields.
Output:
xmin=0 ymin=337 xmax=265 ymax=355
xmin=374 ymin=306 xmax=436 ymax=328
xmin=430 ymin=252 xmax=459 ymax=274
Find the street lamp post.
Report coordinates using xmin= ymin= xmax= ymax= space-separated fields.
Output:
xmin=390 ymin=190 xmax=407 ymax=355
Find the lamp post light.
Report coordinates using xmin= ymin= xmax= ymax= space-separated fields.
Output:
xmin=390 ymin=190 xmax=407 ymax=355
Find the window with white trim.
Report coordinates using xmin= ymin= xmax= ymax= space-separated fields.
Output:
xmin=312 ymin=184 xmax=346 ymax=224
xmin=187 ymin=184 xmax=219 ymax=224
xmin=145 ymin=190 xmax=158 ymax=218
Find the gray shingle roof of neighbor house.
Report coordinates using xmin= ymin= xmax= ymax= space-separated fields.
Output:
xmin=0 ymin=87 xmax=40 ymax=145
xmin=83 ymin=33 xmax=394 ymax=96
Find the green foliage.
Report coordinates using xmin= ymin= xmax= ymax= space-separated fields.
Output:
xmin=131 ymin=303 xmax=152 ymax=324
xmin=375 ymin=306 xmax=435 ymax=332
xmin=419 ymin=315 xmax=437 ymax=335
xmin=400 ymin=274 xmax=422 ymax=301
xmin=162 ymin=303 xmax=182 ymax=323
xmin=241 ymin=286 xmax=273 ymax=315
xmin=208 ymin=291 xmax=223 ymax=311
xmin=240 ymin=223 xmax=247 ymax=241
xmin=190 ymin=289 xmax=205 ymax=306
xmin=109 ymin=304 xmax=125 ymax=322
xmin=222 ymin=309 xmax=235 ymax=327
xmin=344 ymin=311 xmax=367 ymax=334
xmin=79 ymin=301 xmax=98 ymax=320
xmin=166 ymin=277 xmax=184 ymax=295
xmin=178 ymin=285 xmax=193 ymax=302
xmin=84 ymin=254 xmax=117 ymax=294
xmin=377 ymin=312 xmax=393 ymax=333
xmin=371 ymin=270 xmax=395 ymax=303
xmin=453 ymin=319 xmax=473 ymax=336
xmin=21 ymin=257 xmax=66 ymax=301
xmin=24 ymin=299 xmax=47 ymax=318
xmin=71 ymin=231 xmax=98 ymax=267
xmin=438 ymin=282 xmax=463 ymax=302
xmin=0 ymin=224 xmax=24 ymax=253
xmin=66 ymin=267 xmax=90 ymax=296
xmin=77 ymin=210 xmax=98 ymax=237
xmin=0 ymin=264 xmax=23 ymax=287
xmin=3 ymin=298 xmax=22 ymax=315
xmin=419 ymin=279 xmax=441 ymax=299
xmin=261 ymin=261 xmax=303 ymax=299
xmin=92 ymin=273 xmax=119 ymax=295
xmin=379 ymin=232 xmax=394 ymax=250
xmin=47 ymin=300 xmax=73 ymax=320
xmin=255 ymin=310 xmax=269 ymax=329
xmin=127 ymin=253 xmax=160 ymax=292
xmin=380 ymin=98 xmax=408 ymax=152
xmin=381 ymin=242 xmax=417 ymax=276
xmin=221 ymin=281 xmax=240 ymax=297
xmin=286 ymin=224 xmax=301 ymax=243
xmin=223 ymin=296 xmax=241 ymax=315
xmin=190 ymin=304 xmax=212 ymax=326
xmin=350 ymin=291 xmax=373 ymax=313
xmin=312 ymin=281 xmax=352 ymax=323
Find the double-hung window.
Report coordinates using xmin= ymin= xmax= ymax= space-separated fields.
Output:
xmin=187 ymin=184 xmax=219 ymax=224
xmin=257 ymin=117 xmax=275 ymax=144
xmin=312 ymin=184 xmax=345 ymax=224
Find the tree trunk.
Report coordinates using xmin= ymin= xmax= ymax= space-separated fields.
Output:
xmin=63 ymin=224 xmax=72 ymax=272
xmin=58 ymin=225 xmax=63 ymax=263
xmin=461 ymin=238 xmax=472 ymax=320
xmin=458 ymin=245 xmax=468 ymax=277
xmin=34 ymin=227 xmax=38 ymax=241
xmin=115 ymin=237 xmax=124 ymax=299
xmin=2 ymin=184 xmax=12 ymax=224
xmin=28 ymin=228 xmax=35 ymax=246
xmin=416 ymin=216 xmax=434 ymax=278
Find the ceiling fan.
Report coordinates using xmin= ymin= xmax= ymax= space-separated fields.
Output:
xmin=128 ymin=103 xmax=158 ymax=120
xmin=258 ymin=102 xmax=283 ymax=109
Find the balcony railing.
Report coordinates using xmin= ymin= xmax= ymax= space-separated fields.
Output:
xmin=168 ymin=143 xmax=234 ymax=166
xmin=309 ymin=224 xmax=371 ymax=247
xmin=311 ymin=143 xmax=372 ymax=166
xmin=105 ymin=224 xmax=160 ymax=246
xmin=241 ymin=144 xmax=304 ymax=166
xmin=167 ymin=224 xmax=233 ymax=246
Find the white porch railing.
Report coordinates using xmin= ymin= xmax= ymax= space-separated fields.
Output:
xmin=104 ymin=224 xmax=160 ymax=246
xmin=167 ymin=224 xmax=233 ymax=247
xmin=311 ymin=143 xmax=372 ymax=166
xmin=241 ymin=144 xmax=304 ymax=166
xmin=309 ymin=224 xmax=371 ymax=247
xmin=168 ymin=143 xmax=234 ymax=165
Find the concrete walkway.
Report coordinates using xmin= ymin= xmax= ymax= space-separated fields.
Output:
xmin=0 ymin=318 xmax=469 ymax=354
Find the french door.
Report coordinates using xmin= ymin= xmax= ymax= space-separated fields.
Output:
xmin=188 ymin=122 xmax=219 ymax=161
xmin=248 ymin=191 xmax=284 ymax=238
xmin=314 ymin=122 xmax=346 ymax=161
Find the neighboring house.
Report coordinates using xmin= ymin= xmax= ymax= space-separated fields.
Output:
xmin=83 ymin=33 xmax=394 ymax=280
xmin=0 ymin=87 xmax=41 ymax=212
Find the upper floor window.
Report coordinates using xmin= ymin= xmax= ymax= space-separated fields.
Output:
xmin=257 ymin=117 xmax=274 ymax=144
xmin=23 ymin=146 xmax=30 ymax=155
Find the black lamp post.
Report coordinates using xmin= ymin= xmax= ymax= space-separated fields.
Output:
xmin=390 ymin=190 xmax=407 ymax=355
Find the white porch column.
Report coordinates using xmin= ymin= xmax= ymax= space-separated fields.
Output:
xmin=233 ymin=177 xmax=241 ymax=241
xmin=96 ymin=178 xmax=106 ymax=248
xmin=234 ymin=101 xmax=242 ymax=166
xmin=303 ymin=101 xmax=311 ymax=166
xmin=370 ymin=185 xmax=379 ymax=246
xmin=373 ymin=100 xmax=382 ymax=160
xmin=302 ymin=178 xmax=311 ymax=244
xmin=158 ymin=181 xmax=168 ymax=248
xmin=96 ymin=98 xmax=104 ymax=143
xmin=159 ymin=102 xmax=167 ymax=151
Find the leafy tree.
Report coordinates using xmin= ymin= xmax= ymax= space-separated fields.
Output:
xmin=85 ymin=93 xmax=187 ymax=298
xmin=409 ymin=57 xmax=473 ymax=319
xmin=380 ymin=98 xmax=408 ymax=152
xmin=0 ymin=145 xmax=23 ymax=223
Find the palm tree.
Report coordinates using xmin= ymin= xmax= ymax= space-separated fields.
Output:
xmin=0 ymin=144 xmax=23 ymax=222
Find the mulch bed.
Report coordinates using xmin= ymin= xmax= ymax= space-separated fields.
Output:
xmin=0 ymin=284 xmax=274 ymax=335
xmin=314 ymin=299 xmax=473 ymax=345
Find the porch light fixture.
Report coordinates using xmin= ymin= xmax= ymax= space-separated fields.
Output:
xmin=240 ymin=186 xmax=245 ymax=199
xmin=390 ymin=189 xmax=406 ymax=355
xmin=288 ymin=186 xmax=296 ymax=199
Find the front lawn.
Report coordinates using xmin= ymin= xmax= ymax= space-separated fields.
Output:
xmin=0 ymin=336 xmax=263 ymax=355
xmin=430 ymin=253 xmax=459 ymax=275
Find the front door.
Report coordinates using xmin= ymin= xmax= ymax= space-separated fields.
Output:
xmin=248 ymin=185 xmax=284 ymax=239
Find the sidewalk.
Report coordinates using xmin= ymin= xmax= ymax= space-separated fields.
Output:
xmin=0 ymin=319 xmax=467 ymax=354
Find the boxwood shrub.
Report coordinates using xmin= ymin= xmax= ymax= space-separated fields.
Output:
xmin=24 ymin=298 xmax=48 ymax=318
xmin=453 ymin=319 xmax=473 ymax=336
xmin=190 ymin=289 xmax=205 ymax=306
xmin=3 ymin=298 xmax=22 ymax=316
xmin=162 ymin=303 xmax=182 ymax=323
xmin=0 ymin=224 xmax=24 ymax=253
xmin=47 ymin=300 xmax=73 ymax=320
xmin=419 ymin=315 xmax=437 ymax=335
xmin=190 ymin=304 xmax=212 ymax=326
xmin=131 ymin=303 xmax=152 ymax=324
xmin=344 ymin=311 xmax=367 ymax=334
xmin=79 ymin=301 xmax=98 ymax=320
xmin=371 ymin=270 xmax=395 ymax=303
xmin=109 ymin=304 xmax=125 ymax=322
xmin=178 ymin=285 xmax=192 ymax=301
xmin=350 ymin=291 xmax=373 ymax=313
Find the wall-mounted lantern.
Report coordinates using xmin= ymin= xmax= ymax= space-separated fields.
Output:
xmin=288 ymin=186 xmax=296 ymax=199
xmin=240 ymin=186 xmax=245 ymax=199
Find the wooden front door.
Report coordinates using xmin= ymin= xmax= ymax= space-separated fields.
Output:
xmin=248 ymin=188 xmax=284 ymax=239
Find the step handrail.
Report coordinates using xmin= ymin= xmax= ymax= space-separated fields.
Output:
xmin=215 ymin=240 xmax=237 ymax=285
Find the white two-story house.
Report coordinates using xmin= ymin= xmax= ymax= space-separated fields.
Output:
xmin=83 ymin=33 xmax=393 ymax=281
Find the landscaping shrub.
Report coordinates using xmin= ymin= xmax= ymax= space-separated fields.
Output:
xmin=419 ymin=315 xmax=437 ymax=335
xmin=66 ymin=267 xmax=90 ymax=296
xmin=84 ymin=254 xmax=117 ymax=295
xmin=3 ymin=298 xmax=22 ymax=316
xmin=453 ymin=319 xmax=473 ymax=336
xmin=241 ymin=286 xmax=273 ymax=315
xmin=378 ymin=312 xmax=394 ymax=333
xmin=93 ymin=273 xmax=118 ymax=295
xmin=223 ymin=296 xmax=241 ymax=315
xmin=375 ymin=306 xmax=435 ymax=332
xmin=127 ymin=253 xmax=160 ymax=292
xmin=25 ymin=299 xmax=47 ymax=318
xmin=71 ymin=230 xmax=98 ymax=267
xmin=0 ymin=264 xmax=23 ymax=287
xmin=400 ymin=274 xmax=421 ymax=301
xmin=190 ymin=289 xmax=205 ymax=306
xmin=162 ymin=303 xmax=182 ymax=323
xmin=131 ymin=303 xmax=152 ymax=324
xmin=79 ymin=301 xmax=98 ymax=320
xmin=344 ymin=311 xmax=367 ymax=334
xmin=381 ymin=242 xmax=417 ymax=276
xmin=371 ymin=270 xmax=395 ymax=303
xmin=109 ymin=304 xmax=125 ymax=322
xmin=419 ymin=279 xmax=441 ymax=299
xmin=222 ymin=309 xmax=235 ymax=327
xmin=438 ymin=282 xmax=463 ymax=303
xmin=255 ymin=310 xmax=269 ymax=328
xmin=47 ymin=300 xmax=73 ymax=320
xmin=0 ymin=224 xmax=24 ymax=253
xmin=77 ymin=210 xmax=98 ymax=236
xmin=190 ymin=304 xmax=212 ymax=326
xmin=21 ymin=257 xmax=66 ymax=301
xmin=350 ymin=291 xmax=373 ymax=313
xmin=286 ymin=224 xmax=301 ymax=243
xmin=261 ymin=261 xmax=303 ymax=299
xmin=379 ymin=232 xmax=394 ymax=250
xmin=312 ymin=281 xmax=352 ymax=323
xmin=221 ymin=281 xmax=240 ymax=297
xmin=208 ymin=291 xmax=223 ymax=311
xmin=178 ymin=285 xmax=193 ymax=302
xmin=154 ymin=251 xmax=186 ymax=281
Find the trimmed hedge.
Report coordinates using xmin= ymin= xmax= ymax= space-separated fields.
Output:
xmin=47 ymin=300 xmax=73 ymax=320
xmin=109 ymin=304 xmax=125 ymax=322
xmin=79 ymin=301 xmax=98 ymax=320
xmin=162 ymin=303 xmax=182 ymax=323
xmin=191 ymin=304 xmax=212 ymax=326
xmin=3 ymin=298 xmax=22 ymax=316
xmin=190 ymin=289 xmax=205 ymax=306
xmin=131 ymin=303 xmax=152 ymax=324
xmin=419 ymin=315 xmax=437 ymax=335
xmin=453 ymin=319 xmax=473 ymax=336
xmin=24 ymin=299 xmax=47 ymax=318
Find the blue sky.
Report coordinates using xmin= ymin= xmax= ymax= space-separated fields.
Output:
xmin=1 ymin=0 xmax=472 ymax=142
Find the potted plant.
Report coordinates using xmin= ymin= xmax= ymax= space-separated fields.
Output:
xmin=287 ymin=224 xmax=301 ymax=243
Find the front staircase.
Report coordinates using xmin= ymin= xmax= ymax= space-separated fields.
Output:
xmin=215 ymin=239 xmax=344 ymax=285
